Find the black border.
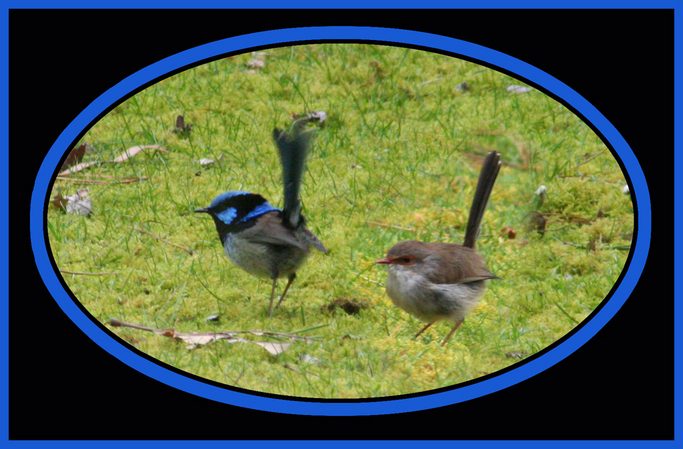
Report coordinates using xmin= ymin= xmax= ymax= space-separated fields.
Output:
xmin=11 ymin=9 xmax=673 ymax=440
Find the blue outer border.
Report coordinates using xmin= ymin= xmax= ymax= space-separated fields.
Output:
xmin=29 ymin=26 xmax=649 ymax=416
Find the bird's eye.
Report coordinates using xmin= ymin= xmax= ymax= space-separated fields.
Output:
xmin=400 ymin=257 xmax=414 ymax=264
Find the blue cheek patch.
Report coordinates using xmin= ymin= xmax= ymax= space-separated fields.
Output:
xmin=214 ymin=203 xmax=280 ymax=225
xmin=242 ymin=202 xmax=280 ymax=222
xmin=215 ymin=207 xmax=238 ymax=225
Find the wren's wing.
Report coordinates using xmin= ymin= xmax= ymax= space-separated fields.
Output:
xmin=242 ymin=211 xmax=310 ymax=251
xmin=242 ymin=211 xmax=328 ymax=254
xmin=301 ymin=226 xmax=329 ymax=254
xmin=429 ymin=243 xmax=499 ymax=284
xmin=458 ymin=273 xmax=501 ymax=283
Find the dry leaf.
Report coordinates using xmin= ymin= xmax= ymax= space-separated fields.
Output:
xmin=588 ymin=239 xmax=597 ymax=252
xmin=299 ymin=353 xmax=321 ymax=364
xmin=52 ymin=194 xmax=68 ymax=211
xmin=61 ymin=143 xmax=88 ymax=171
xmin=58 ymin=161 xmax=100 ymax=176
xmin=177 ymin=333 xmax=227 ymax=348
xmin=67 ymin=195 xmax=93 ymax=215
xmin=534 ymin=185 xmax=547 ymax=200
xmin=456 ymin=81 xmax=470 ymax=92
xmin=109 ymin=318 xmax=301 ymax=354
xmin=110 ymin=145 xmax=168 ymax=162
xmin=525 ymin=211 xmax=547 ymax=233
xmin=246 ymin=51 xmax=267 ymax=70
xmin=53 ymin=188 xmax=93 ymax=215
xmin=322 ymin=298 xmax=368 ymax=315
xmin=507 ymin=85 xmax=532 ymax=94
xmin=252 ymin=341 xmax=291 ymax=356
xmin=246 ymin=58 xmax=265 ymax=69
xmin=292 ymin=111 xmax=327 ymax=124
xmin=500 ymin=226 xmax=517 ymax=239
xmin=176 ymin=333 xmax=248 ymax=349
xmin=369 ymin=60 xmax=384 ymax=81
xmin=173 ymin=115 xmax=193 ymax=135
xmin=58 ymin=145 xmax=169 ymax=176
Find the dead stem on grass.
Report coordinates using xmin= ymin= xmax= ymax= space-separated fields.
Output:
xmin=130 ymin=226 xmax=192 ymax=252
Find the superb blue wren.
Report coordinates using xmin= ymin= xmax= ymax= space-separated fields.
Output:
xmin=376 ymin=151 xmax=502 ymax=346
xmin=195 ymin=121 xmax=328 ymax=317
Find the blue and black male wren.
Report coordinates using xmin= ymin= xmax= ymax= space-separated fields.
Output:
xmin=195 ymin=121 xmax=328 ymax=317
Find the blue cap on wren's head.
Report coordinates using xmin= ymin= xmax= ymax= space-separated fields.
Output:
xmin=208 ymin=191 xmax=252 ymax=208
xmin=194 ymin=191 xmax=280 ymax=226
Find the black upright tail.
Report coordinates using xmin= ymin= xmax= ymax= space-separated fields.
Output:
xmin=463 ymin=151 xmax=501 ymax=249
xmin=272 ymin=120 xmax=314 ymax=229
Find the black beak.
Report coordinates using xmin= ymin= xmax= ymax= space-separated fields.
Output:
xmin=194 ymin=208 xmax=209 ymax=214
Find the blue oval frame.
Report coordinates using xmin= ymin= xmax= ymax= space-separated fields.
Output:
xmin=30 ymin=26 xmax=649 ymax=416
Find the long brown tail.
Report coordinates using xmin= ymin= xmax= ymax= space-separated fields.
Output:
xmin=463 ymin=151 xmax=501 ymax=249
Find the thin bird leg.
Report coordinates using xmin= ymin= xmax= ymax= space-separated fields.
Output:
xmin=440 ymin=319 xmax=464 ymax=347
xmin=274 ymin=273 xmax=297 ymax=311
xmin=267 ymin=279 xmax=279 ymax=317
xmin=415 ymin=322 xmax=434 ymax=338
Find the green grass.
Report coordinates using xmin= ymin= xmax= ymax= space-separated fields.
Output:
xmin=47 ymin=44 xmax=633 ymax=398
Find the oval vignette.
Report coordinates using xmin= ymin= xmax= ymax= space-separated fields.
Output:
xmin=31 ymin=27 xmax=648 ymax=416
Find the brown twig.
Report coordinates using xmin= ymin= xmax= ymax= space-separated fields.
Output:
xmin=130 ymin=227 xmax=192 ymax=252
xmin=366 ymin=221 xmax=416 ymax=232
xmin=55 ymin=175 xmax=148 ymax=185
xmin=60 ymin=270 xmax=121 ymax=276
xmin=109 ymin=318 xmax=321 ymax=342
xmin=573 ymin=149 xmax=609 ymax=171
